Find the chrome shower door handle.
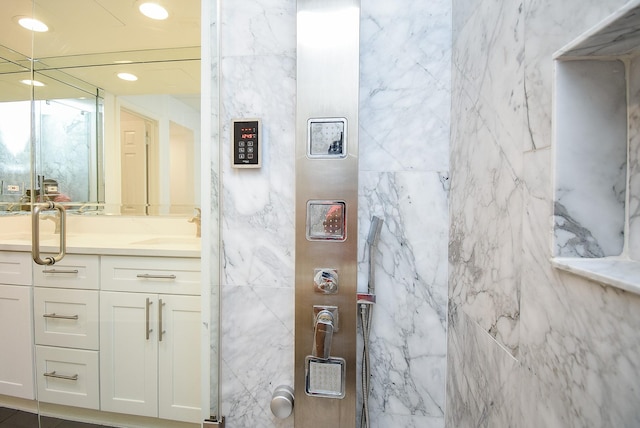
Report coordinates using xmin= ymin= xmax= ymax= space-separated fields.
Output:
xmin=313 ymin=310 xmax=334 ymax=360
xmin=32 ymin=201 xmax=67 ymax=266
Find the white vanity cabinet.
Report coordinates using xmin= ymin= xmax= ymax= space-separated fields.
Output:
xmin=0 ymin=251 xmax=34 ymax=399
xmin=99 ymin=256 xmax=201 ymax=423
xmin=32 ymin=254 xmax=100 ymax=410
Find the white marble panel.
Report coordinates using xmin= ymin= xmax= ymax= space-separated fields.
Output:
xmin=553 ymin=60 xmax=627 ymax=258
xmin=220 ymin=0 xmax=296 ymax=57
xmin=523 ymin=0 xmax=630 ymax=151
xmin=451 ymin=0 xmax=525 ymax=155
xmin=628 ymin=57 xmax=640 ymax=260
xmin=556 ymin=2 xmax=640 ymax=58
xmin=220 ymin=55 xmax=296 ymax=288
xmin=445 ymin=308 xmax=521 ymax=428
xmin=449 ymin=74 xmax=523 ymax=355
xmin=520 ymin=267 xmax=640 ymax=427
xmin=220 ymin=285 xmax=294 ymax=428
xmin=359 ymin=0 xmax=450 ymax=173
xmin=358 ymin=171 xmax=448 ymax=421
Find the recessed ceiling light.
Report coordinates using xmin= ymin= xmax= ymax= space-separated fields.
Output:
xmin=117 ymin=72 xmax=138 ymax=81
xmin=17 ymin=17 xmax=49 ymax=32
xmin=139 ymin=2 xmax=169 ymax=20
xmin=20 ymin=79 xmax=45 ymax=87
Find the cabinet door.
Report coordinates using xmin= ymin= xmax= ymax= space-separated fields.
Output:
xmin=100 ymin=291 xmax=158 ymax=417
xmin=158 ymin=295 xmax=201 ymax=423
xmin=0 ymin=285 xmax=34 ymax=399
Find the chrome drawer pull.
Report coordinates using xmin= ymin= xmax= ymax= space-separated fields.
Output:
xmin=43 ymin=313 xmax=79 ymax=320
xmin=43 ymin=371 xmax=78 ymax=381
xmin=43 ymin=269 xmax=79 ymax=274
xmin=136 ymin=273 xmax=177 ymax=280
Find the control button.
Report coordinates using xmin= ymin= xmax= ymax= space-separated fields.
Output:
xmin=239 ymin=141 xmax=246 ymax=147
xmin=239 ymin=154 xmax=245 ymax=159
xmin=247 ymin=147 xmax=254 ymax=153
xmin=247 ymin=140 xmax=254 ymax=146
xmin=247 ymin=154 xmax=254 ymax=159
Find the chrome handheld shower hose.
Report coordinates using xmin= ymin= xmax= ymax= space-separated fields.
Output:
xmin=360 ymin=216 xmax=383 ymax=428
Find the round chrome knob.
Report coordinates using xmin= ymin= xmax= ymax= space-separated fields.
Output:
xmin=270 ymin=385 xmax=294 ymax=419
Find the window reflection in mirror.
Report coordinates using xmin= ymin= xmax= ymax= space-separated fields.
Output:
xmin=0 ymin=0 xmax=200 ymax=216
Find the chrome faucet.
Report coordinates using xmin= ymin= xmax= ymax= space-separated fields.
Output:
xmin=313 ymin=310 xmax=335 ymax=360
xmin=188 ymin=208 xmax=201 ymax=238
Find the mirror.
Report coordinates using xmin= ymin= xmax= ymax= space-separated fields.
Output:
xmin=0 ymin=0 xmax=200 ymax=215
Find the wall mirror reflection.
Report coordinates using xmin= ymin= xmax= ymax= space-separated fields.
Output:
xmin=0 ymin=0 xmax=201 ymax=216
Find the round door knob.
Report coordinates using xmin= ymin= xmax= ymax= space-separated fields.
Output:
xmin=270 ymin=385 xmax=294 ymax=419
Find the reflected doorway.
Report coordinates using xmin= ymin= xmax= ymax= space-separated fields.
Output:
xmin=120 ymin=108 xmax=157 ymax=215
xmin=120 ymin=108 xmax=196 ymax=216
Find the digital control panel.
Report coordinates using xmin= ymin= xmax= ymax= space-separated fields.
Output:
xmin=232 ymin=119 xmax=261 ymax=168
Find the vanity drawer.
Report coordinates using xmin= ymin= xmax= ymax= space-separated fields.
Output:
xmin=101 ymin=256 xmax=200 ymax=295
xmin=35 ymin=345 xmax=99 ymax=410
xmin=34 ymin=288 xmax=99 ymax=350
xmin=0 ymin=251 xmax=32 ymax=286
xmin=33 ymin=254 xmax=99 ymax=290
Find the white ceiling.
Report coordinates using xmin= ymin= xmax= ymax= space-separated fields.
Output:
xmin=0 ymin=0 xmax=201 ymax=105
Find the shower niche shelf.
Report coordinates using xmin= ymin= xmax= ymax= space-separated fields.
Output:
xmin=552 ymin=1 xmax=640 ymax=294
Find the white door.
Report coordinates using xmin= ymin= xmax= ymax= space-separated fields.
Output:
xmin=120 ymin=111 xmax=148 ymax=215
xmin=158 ymin=295 xmax=201 ymax=422
xmin=0 ymin=285 xmax=34 ymax=399
xmin=100 ymin=291 xmax=158 ymax=417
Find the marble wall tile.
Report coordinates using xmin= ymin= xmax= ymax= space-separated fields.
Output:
xmin=523 ymin=0 xmax=626 ymax=150
xmin=220 ymin=54 xmax=296 ymax=288
xmin=449 ymin=0 xmax=640 ymax=427
xmin=628 ymin=57 xmax=640 ymax=259
xmin=451 ymin=0 xmax=525 ymax=154
xmin=358 ymin=171 xmax=448 ymax=423
xmin=450 ymin=0 xmax=525 ymax=358
xmin=558 ymin=3 xmax=640 ymax=57
xmin=520 ymin=269 xmax=640 ymax=427
xmin=522 ymin=0 xmax=628 ymax=151
xmin=220 ymin=285 xmax=294 ymax=427
xmin=445 ymin=307 xmax=521 ymax=428
xmin=359 ymin=0 xmax=450 ymax=173
xmin=449 ymin=68 xmax=523 ymax=355
xmin=220 ymin=0 xmax=296 ymax=57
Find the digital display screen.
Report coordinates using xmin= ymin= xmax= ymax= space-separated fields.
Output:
xmin=233 ymin=120 xmax=260 ymax=168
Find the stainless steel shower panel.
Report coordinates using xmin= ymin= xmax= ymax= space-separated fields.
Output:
xmin=295 ymin=0 xmax=360 ymax=426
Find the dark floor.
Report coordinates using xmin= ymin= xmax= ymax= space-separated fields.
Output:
xmin=0 ymin=407 xmax=115 ymax=428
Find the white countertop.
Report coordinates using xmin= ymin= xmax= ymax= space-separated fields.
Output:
xmin=0 ymin=215 xmax=201 ymax=257
xmin=0 ymin=233 xmax=201 ymax=258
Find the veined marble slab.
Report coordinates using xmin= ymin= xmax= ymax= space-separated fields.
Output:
xmin=552 ymin=257 xmax=640 ymax=295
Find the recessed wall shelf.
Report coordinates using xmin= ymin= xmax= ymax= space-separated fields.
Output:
xmin=552 ymin=0 xmax=640 ymax=294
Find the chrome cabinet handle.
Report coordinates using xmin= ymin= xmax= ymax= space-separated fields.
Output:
xmin=32 ymin=201 xmax=66 ymax=266
xmin=44 ymin=371 xmax=78 ymax=381
xmin=158 ymin=299 xmax=166 ymax=342
xmin=145 ymin=298 xmax=153 ymax=340
xmin=43 ymin=269 xmax=79 ymax=274
xmin=136 ymin=273 xmax=177 ymax=280
xmin=43 ymin=313 xmax=79 ymax=320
